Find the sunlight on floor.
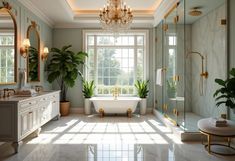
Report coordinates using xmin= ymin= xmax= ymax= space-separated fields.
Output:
xmin=27 ymin=116 xmax=173 ymax=145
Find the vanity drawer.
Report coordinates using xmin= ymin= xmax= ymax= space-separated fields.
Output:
xmin=50 ymin=93 xmax=59 ymax=101
xmin=19 ymin=99 xmax=37 ymax=112
xmin=39 ymin=96 xmax=49 ymax=102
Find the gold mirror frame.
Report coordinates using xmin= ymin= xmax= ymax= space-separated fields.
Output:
xmin=0 ymin=2 xmax=17 ymax=85
xmin=26 ymin=21 xmax=40 ymax=82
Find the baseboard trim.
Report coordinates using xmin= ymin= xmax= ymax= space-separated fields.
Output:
xmin=70 ymin=107 xmax=84 ymax=114
xmin=146 ymin=107 xmax=153 ymax=114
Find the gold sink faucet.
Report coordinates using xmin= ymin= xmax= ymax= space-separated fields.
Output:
xmin=112 ymin=87 xmax=120 ymax=100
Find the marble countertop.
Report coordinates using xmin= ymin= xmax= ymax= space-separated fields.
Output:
xmin=0 ymin=90 xmax=60 ymax=103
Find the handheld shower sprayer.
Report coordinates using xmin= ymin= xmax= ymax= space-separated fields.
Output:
xmin=187 ymin=51 xmax=208 ymax=95
xmin=187 ymin=51 xmax=208 ymax=78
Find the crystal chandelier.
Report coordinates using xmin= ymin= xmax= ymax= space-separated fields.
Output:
xmin=99 ymin=0 xmax=133 ymax=32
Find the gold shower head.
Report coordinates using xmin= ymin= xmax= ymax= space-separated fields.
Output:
xmin=189 ymin=7 xmax=202 ymax=16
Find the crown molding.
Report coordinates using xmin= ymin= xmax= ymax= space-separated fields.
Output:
xmin=19 ymin=0 xmax=55 ymax=27
xmin=54 ymin=19 xmax=154 ymax=29
xmin=60 ymin=0 xmax=74 ymax=18
xmin=153 ymin=0 xmax=180 ymax=26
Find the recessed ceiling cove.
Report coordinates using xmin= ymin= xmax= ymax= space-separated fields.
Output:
xmin=66 ymin=0 xmax=160 ymax=11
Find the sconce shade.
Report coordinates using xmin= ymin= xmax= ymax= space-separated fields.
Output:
xmin=23 ymin=38 xmax=30 ymax=47
xmin=43 ymin=47 xmax=49 ymax=54
xmin=20 ymin=38 xmax=31 ymax=58
xmin=41 ymin=47 xmax=49 ymax=61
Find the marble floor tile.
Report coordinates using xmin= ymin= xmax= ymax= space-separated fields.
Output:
xmin=0 ymin=114 xmax=234 ymax=161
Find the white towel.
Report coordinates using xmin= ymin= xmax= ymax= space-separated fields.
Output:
xmin=156 ymin=69 xmax=163 ymax=86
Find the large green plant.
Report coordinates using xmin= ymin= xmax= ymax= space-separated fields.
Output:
xmin=82 ymin=80 xmax=95 ymax=98
xmin=47 ymin=45 xmax=87 ymax=101
xmin=214 ymin=68 xmax=235 ymax=109
xmin=134 ymin=80 xmax=149 ymax=98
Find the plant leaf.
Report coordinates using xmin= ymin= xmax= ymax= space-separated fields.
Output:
xmin=215 ymin=79 xmax=226 ymax=86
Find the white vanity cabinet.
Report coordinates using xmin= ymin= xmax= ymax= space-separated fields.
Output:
xmin=0 ymin=91 xmax=60 ymax=153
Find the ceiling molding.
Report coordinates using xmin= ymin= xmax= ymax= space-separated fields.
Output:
xmin=54 ymin=18 xmax=154 ymax=29
xmin=153 ymin=0 xmax=180 ymax=26
xmin=54 ymin=24 xmax=154 ymax=29
xmin=59 ymin=0 xmax=74 ymax=19
xmin=19 ymin=0 xmax=55 ymax=27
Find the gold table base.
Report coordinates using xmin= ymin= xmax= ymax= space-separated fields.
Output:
xmin=200 ymin=130 xmax=235 ymax=156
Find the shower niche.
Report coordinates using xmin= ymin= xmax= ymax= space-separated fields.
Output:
xmin=154 ymin=0 xmax=227 ymax=133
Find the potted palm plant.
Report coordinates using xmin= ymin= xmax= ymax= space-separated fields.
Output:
xmin=134 ymin=80 xmax=149 ymax=115
xmin=82 ymin=80 xmax=95 ymax=115
xmin=47 ymin=45 xmax=87 ymax=116
xmin=214 ymin=68 xmax=235 ymax=113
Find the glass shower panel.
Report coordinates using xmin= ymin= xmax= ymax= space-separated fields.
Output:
xmin=154 ymin=21 xmax=164 ymax=113
xmin=175 ymin=0 xmax=185 ymax=129
xmin=163 ymin=6 xmax=179 ymax=125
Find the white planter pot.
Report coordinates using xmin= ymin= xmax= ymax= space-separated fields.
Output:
xmin=140 ymin=98 xmax=147 ymax=115
xmin=84 ymin=98 xmax=91 ymax=115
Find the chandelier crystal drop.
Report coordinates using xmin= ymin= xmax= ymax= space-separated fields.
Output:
xmin=99 ymin=0 xmax=133 ymax=32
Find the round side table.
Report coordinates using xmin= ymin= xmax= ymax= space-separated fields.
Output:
xmin=197 ymin=118 xmax=235 ymax=156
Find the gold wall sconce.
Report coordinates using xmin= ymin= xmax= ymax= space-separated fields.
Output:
xmin=41 ymin=47 xmax=49 ymax=61
xmin=20 ymin=38 xmax=30 ymax=58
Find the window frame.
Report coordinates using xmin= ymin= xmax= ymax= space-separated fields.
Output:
xmin=83 ymin=30 xmax=149 ymax=96
xmin=0 ymin=32 xmax=15 ymax=83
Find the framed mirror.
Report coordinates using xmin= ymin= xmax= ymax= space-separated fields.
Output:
xmin=0 ymin=2 xmax=17 ymax=85
xmin=27 ymin=21 xmax=40 ymax=82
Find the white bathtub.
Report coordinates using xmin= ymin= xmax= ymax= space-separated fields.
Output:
xmin=90 ymin=97 xmax=141 ymax=114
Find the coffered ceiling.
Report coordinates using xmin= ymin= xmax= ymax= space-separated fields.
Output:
xmin=19 ymin=0 xmax=226 ymax=28
xmin=20 ymin=0 xmax=169 ymax=28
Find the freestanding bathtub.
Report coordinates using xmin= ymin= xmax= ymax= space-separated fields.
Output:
xmin=90 ymin=97 xmax=141 ymax=117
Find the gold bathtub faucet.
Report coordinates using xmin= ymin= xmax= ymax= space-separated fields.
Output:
xmin=112 ymin=87 xmax=120 ymax=100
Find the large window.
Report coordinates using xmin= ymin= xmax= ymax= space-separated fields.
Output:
xmin=84 ymin=30 xmax=148 ymax=96
xmin=0 ymin=33 xmax=15 ymax=83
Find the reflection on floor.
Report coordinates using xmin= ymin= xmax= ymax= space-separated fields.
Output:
xmin=162 ymin=111 xmax=203 ymax=132
xmin=0 ymin=114 xmax=234 ymax=161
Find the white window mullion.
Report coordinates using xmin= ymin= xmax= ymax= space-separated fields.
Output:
xmin=134 ymin=35 xmax=137 ymax=94
xmin=94 ymin=35 xmax=98 ymax=95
